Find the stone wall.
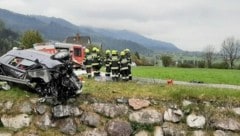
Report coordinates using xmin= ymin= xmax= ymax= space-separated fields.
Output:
xmin=0 ymin=97 xmax=239 ymax=136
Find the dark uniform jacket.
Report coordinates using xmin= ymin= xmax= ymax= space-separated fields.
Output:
xmin=111 ymin=55 xmax=120 ymax=70
xmin=84 ymin=54 xmax=92 ymax=68
xmin=120 ymin=57 xmax=128 ymax=71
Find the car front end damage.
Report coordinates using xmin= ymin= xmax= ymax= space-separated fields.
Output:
xmin=0 ymin=49 xmax=82 ymax=102
xmin=28 ymin=63 xmax=82 ymax=101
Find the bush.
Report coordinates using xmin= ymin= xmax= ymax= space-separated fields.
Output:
xmin=237 ymin=64 xmax=240 ymax=70
xmin=21 ymin=30 xmax=43 ymax=48
xmin=178 ymin=63 xmax=194 ymax=68
xmin=178 ymin=60 xmax=194 ymax=68
xmin=211 ymin=62 xmax=229 ymax=69
xmin=197 ymin=61 xmax=205 ymax=68
xmin=161 ymin=55 xmax=172 ymax=67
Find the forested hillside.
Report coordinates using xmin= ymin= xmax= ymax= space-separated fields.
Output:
xmin=0 ymin=20 xmax=19 ymax=55
xmin=0 ymin=8 xmax=181 ymax=55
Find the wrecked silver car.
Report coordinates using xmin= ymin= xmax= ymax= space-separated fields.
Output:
xmin=0 ymin=48 xmax=82 ymax=101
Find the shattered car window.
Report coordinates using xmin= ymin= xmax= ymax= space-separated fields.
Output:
xmin=17 ymin=59 xmax=36 ymax=70
xmin=9 ymin=57 xmax=23 ymax=66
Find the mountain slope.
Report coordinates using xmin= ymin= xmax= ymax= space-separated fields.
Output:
xmin=82 ymin=28 xmax=181 ymax=52
xmin=0 ymin=20 xmax=19 ymax=55
xmin=0 ymin=8 xmax=181 ymax=54
xmin=0 ymin=9 xmax=77 ymax=40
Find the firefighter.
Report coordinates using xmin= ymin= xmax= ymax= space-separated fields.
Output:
xmin=91 ymin=47 xmax=101 ymax=77
xmin=83 ymin=48 xmax=92 ymax=78
xmin=96 ymin=48 xmax=102 ymax=75
xmin=120 ymin=51 xmax=129 ymax=81
xmin=104 ymin=50 xmax=111 ymax=77
xmin=110 ymin=50 xmax=120 ymax=81
xmin=125 ymin=48 xmax=132 ymax=80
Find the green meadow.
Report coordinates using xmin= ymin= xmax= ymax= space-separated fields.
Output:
xmin=0 ymin=66 xmax=240 ymax=108
xmin=83 ymin=79 xmax=240 ymax=105
xmin=132 ymin=66 xmax=240 ymax=85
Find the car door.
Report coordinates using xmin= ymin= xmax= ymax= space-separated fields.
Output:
xmin=4 ymin=56 xmax=25 ymax=78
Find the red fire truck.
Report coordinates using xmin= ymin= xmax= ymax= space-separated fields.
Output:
xmin=33 ymin=42 xmax=85 ymax=69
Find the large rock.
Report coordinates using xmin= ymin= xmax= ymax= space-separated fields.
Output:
xmin=59 ymin=118 xmax=76 ymax=135
xmin=0 ymin=133 xmax=12 ymax=136
xmin=164 ymin=108 xmax=184 ymax=123
xmin=80 ymin=128 xmax=107 ymax=136
xmin=187 ymin=114 xmax=206 ymax=129
xmin=80 ymin=112 xmax=100 ymax=127
xmin=19 ymin=101 xmax=32 ymax=113
xmin=128 ymin=98 xmax=150 ymax=110
xmin=71 ymin=106 xmax=82 ymax=116
xmin=129 ymin=109 xmax=163 ymax=124
xmin=53 ymin=105 xmax=82 ymax=118
xmin=1 ymin=114 xmax=32 ymax=129
xmin=29 ymin=98 xmax=39 ymax=104
xmin=135 ymin=130 xmax=149 ymax=136
xmin=36 ymin=112 xmax=52 ymax=130
xmin=232 ymin=107 xmax=240 ymax=115
xmin=116 ymin=97 xmax=128 ymax=104
xmin=182 ymin=100 xmax=193 ymax=107
xmin=4 ymin=101 xmax=13 ymax=110
xmin=162 ymin=122 xmax=186 ymax=136
xmin=106 ymin=120 xmax=133 ymax=136
xmin=35 ymin=104 xmax=47 ymax=115
xmin=213 ymin=130 xmax=226 ymax=136
xmin=212 ymin=118 xmax=240 ymax=132
xmin=93 ymin=103 xmax=128 ymax=118
xmin=1 ymin=101 xmax=13 ymax=112
xmin=154 ymin=126 xmax=164 ymax=136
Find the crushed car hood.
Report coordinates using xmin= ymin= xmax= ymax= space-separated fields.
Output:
xmin=1 ymin=49 xmax=62 ymax=68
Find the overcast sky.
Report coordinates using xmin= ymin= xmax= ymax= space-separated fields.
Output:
xmin=0 ymin=0 xmax=240 ymax=51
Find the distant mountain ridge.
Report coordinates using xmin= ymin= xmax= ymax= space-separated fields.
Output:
xmin=0 ymin=8 xmax=182 ymax=55
xmin=86 ymin=28 xmax=180 ymax=52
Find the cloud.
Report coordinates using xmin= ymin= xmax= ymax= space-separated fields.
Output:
xmin=0 ymin=0 xmax=240 ymax=51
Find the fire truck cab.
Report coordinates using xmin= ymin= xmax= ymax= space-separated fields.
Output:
xmin=33 ymin=42 xmax=85 ymax=69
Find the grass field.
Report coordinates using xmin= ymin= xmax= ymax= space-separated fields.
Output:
xmin=83 ymin=79 xmax=240 ymax=106
xmin=132 ymin=66 xmax=240 ymax=85
xmin=0 ymin=79 xmax=239 ymax=106
xmin=0 ymin=87 xmax=36 ymax=102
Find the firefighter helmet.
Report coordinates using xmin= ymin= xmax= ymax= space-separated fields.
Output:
xmin=92 ymin=47 xmax=97 ymax=52
xmin=106 ymin=50 xmax=111 ymax=54
xmin=120 ymin=51 xmax=125 ymax=56
xmin=112 ymin=50 xmax=117 ymax=55
xmin=85 ymin=48 xmax=89 ymax=53
xmin=125 ymin=48 xmax=130 ymax=53
xmin=96 ymin=48 xmax=100 ymax=52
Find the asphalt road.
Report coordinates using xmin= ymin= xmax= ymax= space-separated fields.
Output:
xmin=133 ymin=77 xmax=240 ymax=90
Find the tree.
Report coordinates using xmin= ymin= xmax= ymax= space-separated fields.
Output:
xmin=0 ymin=21 xmax=19 ymax=55
xmin=161 ymin=55 xmax=172 ymax=67
xmin=134 ymin=51 xmax=140 ymax=59
xmin=0 ymin=20 xmax=5 ymax=31
xmin=21 ymin=30 xmax=43 ymax=48
xmin=203 ymin=45 xmax=215 ymax=68
xmin=220 ymin=37 xmax=240 ymax=69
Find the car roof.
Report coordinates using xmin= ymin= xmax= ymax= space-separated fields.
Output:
xmin=4 ymin=49 xmax=62 ymax=68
